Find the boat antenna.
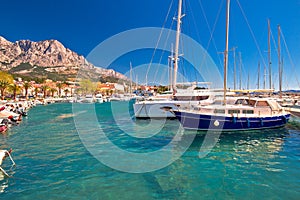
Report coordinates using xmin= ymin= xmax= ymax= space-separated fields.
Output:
xmin=223 ymin=0 xmax=230 ymax=105
xmin=172 ymin=0 xmax=184 ymax=94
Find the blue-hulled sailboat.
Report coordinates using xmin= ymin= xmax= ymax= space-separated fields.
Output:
xmin=166 ymin=0 xmax=290 ymax=131
xmin=170 ymin=97 xmax=290 ymax=131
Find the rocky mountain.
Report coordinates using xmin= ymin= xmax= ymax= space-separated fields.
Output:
xmin=0 ymin=36 xmax=127 ymax=81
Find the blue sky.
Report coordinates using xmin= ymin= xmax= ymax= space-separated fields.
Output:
xmin=1 ymin=0 xmax=300 ymax=90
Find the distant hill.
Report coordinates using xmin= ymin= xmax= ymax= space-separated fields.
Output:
xmin=0 ymin=36 xmax=127 ymax=82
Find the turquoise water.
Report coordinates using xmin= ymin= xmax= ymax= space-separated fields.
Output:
xmin=0 ymin=102 xmax=300 ymax=199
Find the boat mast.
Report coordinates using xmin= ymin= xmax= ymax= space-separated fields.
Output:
xmin=263 ymin=64 xmax=266 ymax=89
xmin=268 ymin=19 xmax=272 ymax=92
xmin=278 ymin=24 xmax=282 ymax=98
xmin=231 ymin=46 xmax=237 ymax=90
xmin=247 ymin=71 xmax=250 ymax=90
xmin=239 ymin=52 xmax=242 ymax=90
xmin=257 ymin=61 xmax=260 ymax=89
xmin=168 ymin=44 xmax=174 ymax=91
xmin=130 ymin=62 xmax=133 ymax=94
xmin=173 ymin=0 xmax=184 ymax=93
xmin=223 ymin=0 xmax=230 ymax=105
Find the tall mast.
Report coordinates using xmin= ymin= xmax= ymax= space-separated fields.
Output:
xmin=257 ymin=61 xmax=260 ymax=89
xmin=247 ymin=71 xmax=250 ymax=90
xmin=172 ymin=0 xmax=184 ymax=93
xmin=263 ymin=64 xmax=266 ymax=89
xmin=239 ymin=52 xmax=242 ymax=90
xmin=168 ymin=44 xmax=174 ymax=91
xmin=231 ymin=46 xmax=237 ymax=90
xmin=268 ymin=19 xmax=272 ymax=91
xmin=223 ymin=0 xmax=230 ymax=105
xmin=130 ymin=62 xmax=133 ymax=94
xmin=278 ymin=24 xmax=282 ymax=98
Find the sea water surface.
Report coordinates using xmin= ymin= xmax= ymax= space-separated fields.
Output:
xmin=0 ymin=102 xmax=300 ymax=199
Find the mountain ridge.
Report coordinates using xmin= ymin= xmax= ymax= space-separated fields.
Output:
xmin=0 ymin=36 xmax=127 ymax=81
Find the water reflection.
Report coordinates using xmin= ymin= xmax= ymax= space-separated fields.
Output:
xmin=143 ymin=128 xmax=294 ymax=199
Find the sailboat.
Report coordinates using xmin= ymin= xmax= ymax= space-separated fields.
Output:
xmin=167 ymin=0 xmax=290 ymax=131
xmin=133 ymin=0 xmax=226 ymax=119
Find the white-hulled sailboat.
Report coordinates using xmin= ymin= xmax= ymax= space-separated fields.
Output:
xmin=133 ymin=0 xmax=225 ymax=119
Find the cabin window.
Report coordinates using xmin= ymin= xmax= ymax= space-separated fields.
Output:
xmin=174 ymin=96 xmax=209 ymax=101
xmin=256 ymin=101 xmax=269 ymax=107
xmin=248 ymin=100 xmax=256 ymax=106
xmin=228 ymin=110 xmax=240 ymax=114
xmin=242 ymin=110 xmax=254 ymax=114
xmin=193 ymin=107 xmax=201 ymax=111
xmin=235 ymin=99 xmax=248 ymax=105
xmin=214 ymin=109 xmax=225 ymax=114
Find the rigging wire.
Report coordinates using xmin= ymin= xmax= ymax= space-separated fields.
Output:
xmin=153 ymin=17 xmax=175 ymax=85
xmin=145 ymin=0 xmax=174 ymax=85
xmin=280 ymin=30 xmax=300 ymax=88
xmin=235 ymin=0 xmax=268 ymax=72
xmin=198 ymin=0 xmax=224 ymax=69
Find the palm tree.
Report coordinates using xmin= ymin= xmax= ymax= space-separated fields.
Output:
xmin=9 ymin=83 xmax=21 ymax=100
xmin=50 ymin=88 xmax=57 ymax=97
xmin=23 ymin=81 xmax=32 ymax=100
xmin=0 ymin=80 xmax=10 ymax=100
xmin=64 ymin=88 xmax=69 ymax=97
xmin=41 ymin=85 xmax=49 ymax=99
xmin=34 ymin=86 xmax=40 ymax=98
xmin=56 ymin=82 xmax=64 ymax=97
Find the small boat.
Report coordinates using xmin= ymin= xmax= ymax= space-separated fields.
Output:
xmin=0 ymin=149 xmax=15 ymax=178
xmin=283 ymin=100 xmax=300 ymax=117
xmin=0 ymin=124 xmax=8 ymax=133
xmin=78 ymin=95 xmax=95 ymax=103
xmin=0 ymin=109 xmax=21 ymax=122
xmin=95 ymin=94 xmax=104 ymax=103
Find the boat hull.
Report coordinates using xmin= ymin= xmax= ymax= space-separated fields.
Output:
xmin=0 ymin=125 xmax=8 ymax=133
xmin=173 ymin=111 xmax=290 ymax=131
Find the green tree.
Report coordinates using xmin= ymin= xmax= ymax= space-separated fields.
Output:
xmin=56 ymin=82 xmax=64 ymax=97
xmin=50 ymin=88 xmax=57 ymax=97
xmin=41 ymin=85 xmax=49 ymax=98
xmin=79 ymin=79 xmax=97 ymax=95
xmin=0 ymin=71 xmax=14 ymax=100
xmin=64 ymin=88 xmax=69 ymax=97
xmin=34 ymin=86 xmax=40 ymax=98
xmin=23 ymin=81 xmax=32 ymax=100
xmin=9 ymin=83 xmax=21 ymax=100
xmin=0 ymin=80 xmax=10 ymax=100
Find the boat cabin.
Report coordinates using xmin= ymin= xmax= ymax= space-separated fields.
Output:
xmin=192 ymin=98 xmax=283 ymax=117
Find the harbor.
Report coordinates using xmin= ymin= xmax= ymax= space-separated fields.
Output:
xmin=0 ymin=102 xmax=300 ymax=199
xmin=1 ymin=0 xmax=300 ymax=199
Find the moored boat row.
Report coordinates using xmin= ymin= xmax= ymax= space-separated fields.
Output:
xmin=0 ymin=100 xmax=35 ymax=133
xmin=133 ymin=0 xmax=292 ymax=131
